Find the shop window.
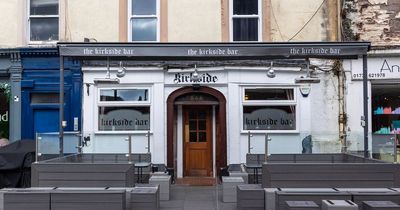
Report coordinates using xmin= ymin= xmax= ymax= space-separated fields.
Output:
xmin=231 ymin=0 xmax=261 ymax=41
xmin=129 ymin=0 xmax=159 ymax=42
xmin=100 ymin=89 xmax=148 ymax=102
xmin=28 ymin=0 xmax=59 ymax=42
xmin=242 ymin=88 xmax=297 ymax=131
xmin=244 ymin=88 xmax=294 ymax=101
xmin=372 ymin=84 xmax=400 ymax=134
xmin=98 ymin=88 xmax=151 ymax=131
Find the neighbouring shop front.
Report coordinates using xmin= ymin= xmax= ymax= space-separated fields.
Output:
xmin=58 ymin=42 xmax=370 ymax=178
xmin=20 ymin=48 xmax=82 ymax=140
xmin=0 ymin=50 xmax=22 ymax=142
xmin=346 ymin=53 xmax=400 ymax=162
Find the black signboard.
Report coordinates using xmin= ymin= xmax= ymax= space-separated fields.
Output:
xmin=58 ymin=42 xmax=370 ymax=60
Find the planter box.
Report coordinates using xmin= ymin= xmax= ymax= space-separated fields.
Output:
xmin=31 ymin=154 xmax=135 ymax=187
xmin=50 ymin=189 xmax=126 ymax=210
xmin=262 ymin=154 xmax=400 ymax=188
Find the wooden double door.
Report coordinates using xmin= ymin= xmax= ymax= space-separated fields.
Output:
xmin=183 ymin=106 xmax=213 ymax=177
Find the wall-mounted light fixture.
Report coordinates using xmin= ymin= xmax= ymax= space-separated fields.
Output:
xmin=116 ymin=61 xmax=126 ymax=78
xmin=94 ymin=57 xmax=120 ymax=84
xmin=191 ymin=64 xmax=201 ymax=90
xmin=83 ymin=37 xmax=97 ymax=42
xmin=295 ymin=58 xmax=320 ymax=83
xmin=266 ymin=61 xmax=275 ymax=78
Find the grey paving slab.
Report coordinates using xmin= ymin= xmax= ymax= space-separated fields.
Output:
xmin=184 ymin=200 xmax=217 ymax=210
xmin=164 ymin=184 xmax=236 ymax=210
xmin=160 ymin=200 xmax=185 ymax=208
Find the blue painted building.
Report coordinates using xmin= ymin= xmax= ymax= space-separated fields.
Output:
xmin=20 ymin=48 xmax=82 ymax=140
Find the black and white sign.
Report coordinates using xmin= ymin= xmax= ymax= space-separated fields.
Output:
xmin=59 ymin=42 xmax=369 ymax=59
xmin=98 ymin=107 xmax=150 ymax=131
xmin=243 ymin=106 xmax=296 ymax=130
xmin=352 ymin=57 xmax=400 ymax=80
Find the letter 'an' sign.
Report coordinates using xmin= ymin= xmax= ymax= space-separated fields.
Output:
xmin=352 ymin=58 xmax=400 ymax=80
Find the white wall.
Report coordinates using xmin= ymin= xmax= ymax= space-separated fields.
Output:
xmin=0 ymin=0 xmax=23 ymax=47
xmin=82 ymin=65 xmax=340 ymax=165
xmin=168 ymin=0 xmax=221 ymax=42
xmin=64 ymin=0 xmax=119 ymax=42
xmin=82 ymin=67 xmax=165 ymax=164
xmin=270 ymin=0 xmax=327 ymax=41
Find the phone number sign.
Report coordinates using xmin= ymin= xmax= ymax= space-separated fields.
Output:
xmin=351 ymin=58 xmax=400 ymax=80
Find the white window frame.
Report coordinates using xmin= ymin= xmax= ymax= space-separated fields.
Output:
xmin=96 ymin=87 xmax=152 ymax=134
xmin=27 ymin=0 xmax=60 ymax=44
xmin=229 ymin=0 xmax=262 ymax=42
xmin=241 ymin=86 xmax=299 ymax=133
xmin=128 ymin=0 xmax=160 ymax=42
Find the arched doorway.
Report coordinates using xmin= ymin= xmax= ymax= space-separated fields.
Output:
xmin=167 ymin=86 xmax=226 ymax=177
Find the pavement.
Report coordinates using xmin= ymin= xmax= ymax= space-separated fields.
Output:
xmin=160 ymin=184 xmax=237 ymax=210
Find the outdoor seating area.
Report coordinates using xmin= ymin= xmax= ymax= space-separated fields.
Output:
xmin=4 ymin=152 xmax=400 ymax=209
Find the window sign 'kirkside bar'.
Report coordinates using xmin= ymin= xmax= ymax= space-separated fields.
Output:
xmin=57 ymin=42 xmax=371 ymax=157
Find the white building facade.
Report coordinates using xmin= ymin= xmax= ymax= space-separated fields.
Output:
xmin=71 ymin=41 xmax=368 ymax=178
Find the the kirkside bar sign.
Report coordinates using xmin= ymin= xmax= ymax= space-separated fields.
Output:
xmin=58 ymin=42 xmax=370 ymax=59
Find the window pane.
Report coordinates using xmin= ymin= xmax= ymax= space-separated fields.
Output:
xmin=198 ymin=120 xmax=206 ymax=130
xmin=243 ymin=106 xmax=296 ymax=130
xmin=30 ymin=0 xmax=58 ymax=15
xmin=98 ymin=106 xmax=150 ymax=131
xmin=233 ymin=18 xmax=258 ymax=41
xmin=100 ymin=89 xmax=148 ymax=102
xmin=233 ymin=0 xmax=258 ymax=15
xmin=189 ymin=111 xmax=196 ymax=119
xmin=131 ymin=18 xmax=157 ymax=41
xmin=189 ymin=132 xmax=197 ymax=142
xmin=31 ymin=93 xmax=59 ymax=104
xmin=132 ymin=0 xmax=156 ymax=15
xmin=198 ymin=132 xmax=206 ymax=142
xmin=198 ymin=111 xmax=206 ymax=119
xmin=245 ymin=89 xmax=294 ymax=100
xmin=30 ymin=18 xmax=59 ymax=41
xmin=189 ymin=120 xmax=197 ymax=131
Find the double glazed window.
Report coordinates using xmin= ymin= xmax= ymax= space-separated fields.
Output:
xmin=243 ymin=88 xmax=297 ymax=131
xmin=29 ymin=0 xmax=59 ymax=42
xmin=98 ymin=88 xmax=150 ymax=131
xmin=129 ymin=0 xmax=158 ymax=41
xmin=231 ymin=0 xmax=260 ymax=41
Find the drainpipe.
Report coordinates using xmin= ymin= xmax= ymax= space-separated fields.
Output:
xmin=337 ymin=60 xmax=347 ymax=153
xmin=337 ymin=0 xmax=342 ymax=41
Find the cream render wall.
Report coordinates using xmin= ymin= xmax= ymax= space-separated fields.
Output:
xmin=0 ymin=0 xmax=24 ymax=47
xmin=168 ymin=0 xmax=221 ymax=42
xmin=270 ymin=0 xmax=327 ymax=41
xmin=62 ymin=0 xmax=119 ymax=42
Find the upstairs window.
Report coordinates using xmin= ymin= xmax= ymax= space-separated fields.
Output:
xmin=231 ymin=0 xmax=261 ymax=41
xmin=129 ymin=0 xmax=159 ymax=42
xmin=29 ymin=0 xmax=59 ymax=42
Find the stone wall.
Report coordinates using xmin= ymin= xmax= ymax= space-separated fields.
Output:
xmin=344 ymin=0 xmax=400 ymax=46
